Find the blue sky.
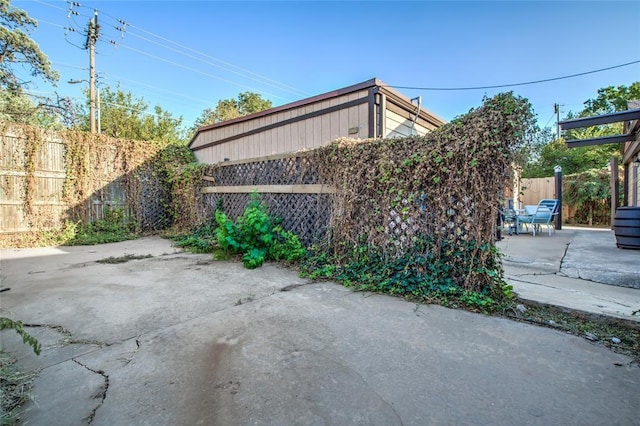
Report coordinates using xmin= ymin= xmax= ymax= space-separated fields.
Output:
xmin=13 ymin=1 xmax=640 ymax=130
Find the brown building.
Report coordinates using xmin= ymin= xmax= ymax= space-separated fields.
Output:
xmin=189 ymin=78 xmax=446 ymax=164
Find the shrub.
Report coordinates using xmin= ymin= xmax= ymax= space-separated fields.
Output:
xmin=215 ymin=193 xmax=306 ymax=269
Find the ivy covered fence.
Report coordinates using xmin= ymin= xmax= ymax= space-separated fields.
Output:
xmin=302 ymin=93 xmax=536 ymax=300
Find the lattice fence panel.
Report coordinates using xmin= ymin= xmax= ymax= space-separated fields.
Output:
xmin=199 ymin=192 xmax=331 ymax=246
xmin=133 ymin=165 xmax=171 ymax=231
xmin=207 ymin=155 xmax=320 ymax=186
xmin=199 ymin=152 xmax=333 ymax=246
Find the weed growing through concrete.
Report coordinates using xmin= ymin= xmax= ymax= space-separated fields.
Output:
xmin=504 ymin=302 xmax=640 ymax=361
xmin=96 ymin=254 xmax=153 ymax=264
xmin=0 ymin=351 xmax=36 ymax=425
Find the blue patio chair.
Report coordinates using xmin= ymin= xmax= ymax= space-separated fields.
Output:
xmin=501 ymin=199 xmax=518 ymax=235
xmin=520 ymin=199 xmax=559 ymax=236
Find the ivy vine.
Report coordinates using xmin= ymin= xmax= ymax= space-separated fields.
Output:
xmin=308 ymin=92 xmax=536 ymax=299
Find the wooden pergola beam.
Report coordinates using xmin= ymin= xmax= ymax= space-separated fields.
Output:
xmin=559 ymin=108 xmax=640 ymax=130
xmin=565 ymin=133 xmax=636 ymax=148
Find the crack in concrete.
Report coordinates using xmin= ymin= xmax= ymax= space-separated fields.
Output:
xmin=23 ymin=323 xmax=108 ymax=348
xmin=232 ymin=282 xmax=318 ymax=307
xmin=558 ymin=241 xmax=571 ymax=271
xmin=507 ymin=271 xmax=558 ymax=278
xmin=72 ymin=358 xmax=109 ymax=425
xmin=279 ymin=282 xmax=315 ymax=292
xmin=116 ymin=336 xmax=142 ymax=366
xmin=330 ymin=357 xmax=404 ymax=425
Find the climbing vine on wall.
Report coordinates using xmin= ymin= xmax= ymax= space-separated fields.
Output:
xmin=0 ymin=123 xmax=195 ymax=247
xmin=307 ymin=92 xmax=536 ymax=298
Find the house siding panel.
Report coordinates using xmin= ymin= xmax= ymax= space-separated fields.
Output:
xmin=190 ymin=84 xmax=442 ymax=164
xmin=385 ymin=109 xmax=431 ymax=138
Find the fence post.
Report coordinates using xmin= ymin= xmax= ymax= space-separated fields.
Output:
xmin=554 ymin=165 xmax=562 ymax=230
xmin=610 ymin=157 xmax=619 ymax=230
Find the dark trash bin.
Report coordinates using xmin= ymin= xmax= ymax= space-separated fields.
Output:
xmin=613 ymin=207 xmax=640 ymax=250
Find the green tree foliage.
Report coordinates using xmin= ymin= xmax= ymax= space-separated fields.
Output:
xmin=523 ymin=82 xmax=639 ymax=178
xmin=0 ymin=0 xmax=58 ymax=91
xmin=191 ymin=91 xmax=272 ymax=133
xmin=525 ymin=137 xmax=618 ymax=177
xmin=0 ymin=1 xmax=74 ymax=127
xmin=0 ymin=88 xmax=75 ymax=128
xmin=0 ymin=88 xmax=48 ymax=125
xmin=582 ymin=82 xmax=640 ymax=115
xmin=78 ymin=85 xmax=186 ymax=144
xmin=564 ymin=169 xmax=614 ymax=226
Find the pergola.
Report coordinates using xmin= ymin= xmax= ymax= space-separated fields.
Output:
xmin=559 ymin=105 xmax=640 ymax=226
xmin=560 ymin=108 xmax=640 ymax=147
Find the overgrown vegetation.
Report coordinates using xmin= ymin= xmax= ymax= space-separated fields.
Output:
xmin=0 ymin=317 xmax=40 ymax=423
xmin=504 ymin=303 xmax=640 ymax=360
xmin=300 ymin=240 xmax=513 ymax=313
xmin=563 ymin=168 xmax=622 ymax=226
xmin=0 ymin=318 xmax=41 ymax=356
xmin=0 ymin=351 xmax=36 ymax=426
xmin=171 ymin=193 xmax=306 ymax=269
xmin=66 ymin=208 xmax=135 ymax=245
xmin=215 ymin=193 xmax=306 ymax=268
xmin=303 ymin=92 xmax=536 ymax=306
xmin=0 ymin=124 xmax=197 ymax=248
xmin=170 ymin=220 xmax=218 ymax=253
xmin=161 ymin=160 xmax=208 ymax=233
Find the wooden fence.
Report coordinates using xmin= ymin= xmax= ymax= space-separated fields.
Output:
xmin=0 ymin=125 xmax=168 ymax=236
xmin=520 ymin=175 xmax=613 ymax=225
xmin=520 ymin=177 xmax=557 ymax=207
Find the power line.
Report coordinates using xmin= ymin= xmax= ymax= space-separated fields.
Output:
xmin=387 ymin=60 xmax=640 ymax=91
xmin=543 ymin=111 xmax=556 ymax=128
xmin=101 ymin=73 xmax=215 ymax=106
xmin=117 ymin=43 xmax=293 ymax=102
xmin=121 ymin=22 xmax=310 ymax=97
xmin=120 ymin=29 xmax=310 ymax=98
xmin=51 ymin=61 xmax=84 ymax=70
xmin=34 ymin=0 xmax=308 ymax=100
xmin=67 ymin=1 xmax=309 ymax=97
xmin=33 ymin=0 xmax=66 ymax=12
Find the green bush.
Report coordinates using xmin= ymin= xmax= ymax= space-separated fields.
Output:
xmin=66 ymin=208 xmax=135 ymax=245
xmin=171 ymin=220 xmax=218 ymax=253
xmin=215 ymin=193 xmax=306 ymax=269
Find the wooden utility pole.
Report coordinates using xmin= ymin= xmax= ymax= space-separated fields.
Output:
xmin=554 ymin=103 xmax=560 ymax=140
xmin=86 ymin=10 xmax=99 ymax=134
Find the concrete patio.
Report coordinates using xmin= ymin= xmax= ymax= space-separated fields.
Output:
xmin=497 ymin=226 xmax=640 ymax=322
xmin=0 ymin=231 xmax=639 ymax=425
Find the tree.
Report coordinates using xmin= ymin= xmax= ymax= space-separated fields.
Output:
xmin=581 ymin=82 xmax=640 ymax=115
xmin=78 ymin=85 xmax=186 ymax=144
xmin=0 ymin=0 xmax=58 ymax=91
xmin=0 ymin=1 xmax=73 ymax=127
xmin=191 ymin=91 xmax=272 ymax=133
xmin=0 ymin=88 xmax=76 ymax=128
xmin=523 ymin=81 xmax=639 ymax=178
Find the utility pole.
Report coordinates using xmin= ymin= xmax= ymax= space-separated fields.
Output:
xmin=85 ymin=10 xmax=99 ymax=134
xmin=554 ymin=103 xmax=560 ymax=140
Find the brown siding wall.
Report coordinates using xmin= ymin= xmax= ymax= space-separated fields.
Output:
xmin=192 ymin=90 xmax=370 ymax=163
